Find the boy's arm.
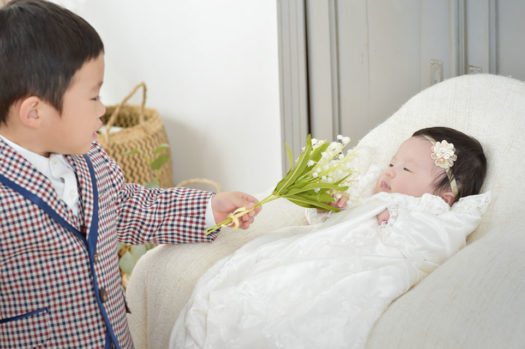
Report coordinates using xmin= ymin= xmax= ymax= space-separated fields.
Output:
xmin=116 ymin=183 xmax=217 ymax=244
xmin=115 ymin=185 xmax=261 ymax=244
xmin=97 ymin=143 xmax=259 ymax=244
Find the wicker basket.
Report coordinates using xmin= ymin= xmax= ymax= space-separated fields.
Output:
xmin=98 ymin=82 xmax=174 ymax=188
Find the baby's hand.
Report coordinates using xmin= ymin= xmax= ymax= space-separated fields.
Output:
xmin=332 ymin=195 xmax=349 ymax=209
xmin=317 ymin=193 xmax=349 ymax=213
xmin=376 ymin=209 xmax=390 ymax=224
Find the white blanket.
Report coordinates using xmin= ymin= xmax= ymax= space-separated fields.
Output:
xmin=170 ymin=190 xmax=490 ymax=349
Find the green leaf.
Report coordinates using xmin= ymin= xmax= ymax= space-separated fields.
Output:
xmin=144 ymin=180 xmax=161 ymax=188
xmin=286 ymin=194 xmax=339 ymax=211
xmin=291 ymin=190 xmax=334 ymax=203
xmin=308 ymin=142 xmax=330 ymax=162
xmin=292 ymin=142 xmax=330 ymax=182
xmin=130 ymin=245 xmax=147 ymax=258
xmin=153 ymin=143 xmax=170 ymax=155
xmin=334 ymin=173 xmax=352 ymax=185
xmin=122 ymin=149 xmax=140 ymax=156
xmin=119 ymin=251 xmax=137 ymax=275
xmin=274 ymin=142 xmax=300 ymax=192
xmin=275 ymin=134 xmax=313 ymax=194
xmin=149 ymin=153 xmax=170 ymax=170
xmin=286 ymin=198 xmax=316 ymax=209
xmin=285 ymin=142 xmax=294 ymax=171
xmin=145 ymin=243 xmax=157 ymax=250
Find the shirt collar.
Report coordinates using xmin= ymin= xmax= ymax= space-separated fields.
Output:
xmin=0 ymin=134 xmax=54 ymax=177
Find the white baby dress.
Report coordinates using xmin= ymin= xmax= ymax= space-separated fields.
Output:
xmin=170 ymin=168 xmax=490 ymax=349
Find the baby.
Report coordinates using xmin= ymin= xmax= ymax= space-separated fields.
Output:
xmin=170 ymin=126 xmax=490 ymax=349
xmin=374 ymin=126 xmax=486 ymax=223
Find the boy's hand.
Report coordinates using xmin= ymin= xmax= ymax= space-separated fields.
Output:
xmin=211 ymin=192 xmax=261 ymax=229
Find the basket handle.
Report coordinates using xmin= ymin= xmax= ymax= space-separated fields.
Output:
xmin=176 ymin=178 xmax=222 ymax=193
xmin=103 ymin=82 xmax=147 ymax=142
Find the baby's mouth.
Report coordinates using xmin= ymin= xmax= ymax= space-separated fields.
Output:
xmin=380 ymin=181 xmax=391 ymax=191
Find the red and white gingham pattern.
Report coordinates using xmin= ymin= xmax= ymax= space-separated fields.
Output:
xmin=0 ymin=140 xmax=217 ymax=348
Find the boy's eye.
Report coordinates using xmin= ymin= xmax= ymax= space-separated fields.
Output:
xmin=91 ymin=96 xmax=100 ymax=101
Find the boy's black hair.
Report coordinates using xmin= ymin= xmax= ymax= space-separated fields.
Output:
xmin=413 ymin=126 xmax=487 ymax=202
xmin=0 ymin=0 xmax=104 ymax=124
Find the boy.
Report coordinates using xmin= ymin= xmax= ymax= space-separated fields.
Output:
xmin=0 ymin=0 xmax=260 ymax=347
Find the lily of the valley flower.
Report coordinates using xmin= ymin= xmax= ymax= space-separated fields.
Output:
xmin=206 ymin=134 xmax=358 ymax=235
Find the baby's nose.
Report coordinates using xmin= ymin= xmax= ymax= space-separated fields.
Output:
xmin=386 ymin=167 xmax=395 ymax=177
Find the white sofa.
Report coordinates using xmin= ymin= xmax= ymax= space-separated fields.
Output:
xmin=126 ymin=74 xmax=525 ymax=349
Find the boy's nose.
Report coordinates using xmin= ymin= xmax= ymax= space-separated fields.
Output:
xmin=97 ymin=102 xmax=106 ymax=118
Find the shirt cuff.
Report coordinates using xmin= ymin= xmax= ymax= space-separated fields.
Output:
xmin=205 ymin=196 xmax=216 ymax=228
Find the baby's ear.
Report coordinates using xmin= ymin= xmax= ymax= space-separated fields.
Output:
xmin=440 ymin=191 xmax=456 ymax=206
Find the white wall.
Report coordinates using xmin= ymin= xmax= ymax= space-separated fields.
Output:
xmin=58 ymin=0 xmax=283 ymax=194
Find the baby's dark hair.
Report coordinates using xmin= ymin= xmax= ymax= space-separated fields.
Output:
xmin=413 ymin=126 xmax=487 ymax=202
xmin=0 ymin=0 xmax=104 ymax=124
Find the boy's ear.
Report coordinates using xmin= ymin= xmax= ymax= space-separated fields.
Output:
xmin=440 ymin=191 xmax=456 ymax=206
xmin=18 ymin=96 xmax=42 ymax=128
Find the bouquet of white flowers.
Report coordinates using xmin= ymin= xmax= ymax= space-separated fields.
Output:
xmin=206 ymin=134 xmax=357 ymax=235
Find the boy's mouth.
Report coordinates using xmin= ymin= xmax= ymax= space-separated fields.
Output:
xmin=94 ymin=124 xmax=103 ymax=138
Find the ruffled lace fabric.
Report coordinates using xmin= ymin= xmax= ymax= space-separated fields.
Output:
xmin=170 ymin=168 xmax=491 ymax=349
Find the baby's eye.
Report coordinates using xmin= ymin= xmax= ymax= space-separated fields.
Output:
xmin=91 ymin=96 xmax=100 ymax=101
xmin=388 ymin=163 xmax=394 ymax=167
xmin=403 ymin=167 xmax=412 ymax=172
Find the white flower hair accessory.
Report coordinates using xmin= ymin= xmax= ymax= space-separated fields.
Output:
xmin=423 ymin=136 xmax=459 ymax=196
xmin=430 ymin=140 xmax=457 ymax=169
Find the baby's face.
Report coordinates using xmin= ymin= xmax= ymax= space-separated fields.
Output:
xmin=374 ymin=136 xmax=444 ymax=197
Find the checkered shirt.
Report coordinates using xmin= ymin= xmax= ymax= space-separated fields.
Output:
xmin=0 ymin=140 xmax=217 ymax=348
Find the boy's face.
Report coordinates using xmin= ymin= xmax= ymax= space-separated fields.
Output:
xmin=39 ymin=53 xmax=105 ymax=155
xmin=374 ymin=136 xmax=443 ymax=197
